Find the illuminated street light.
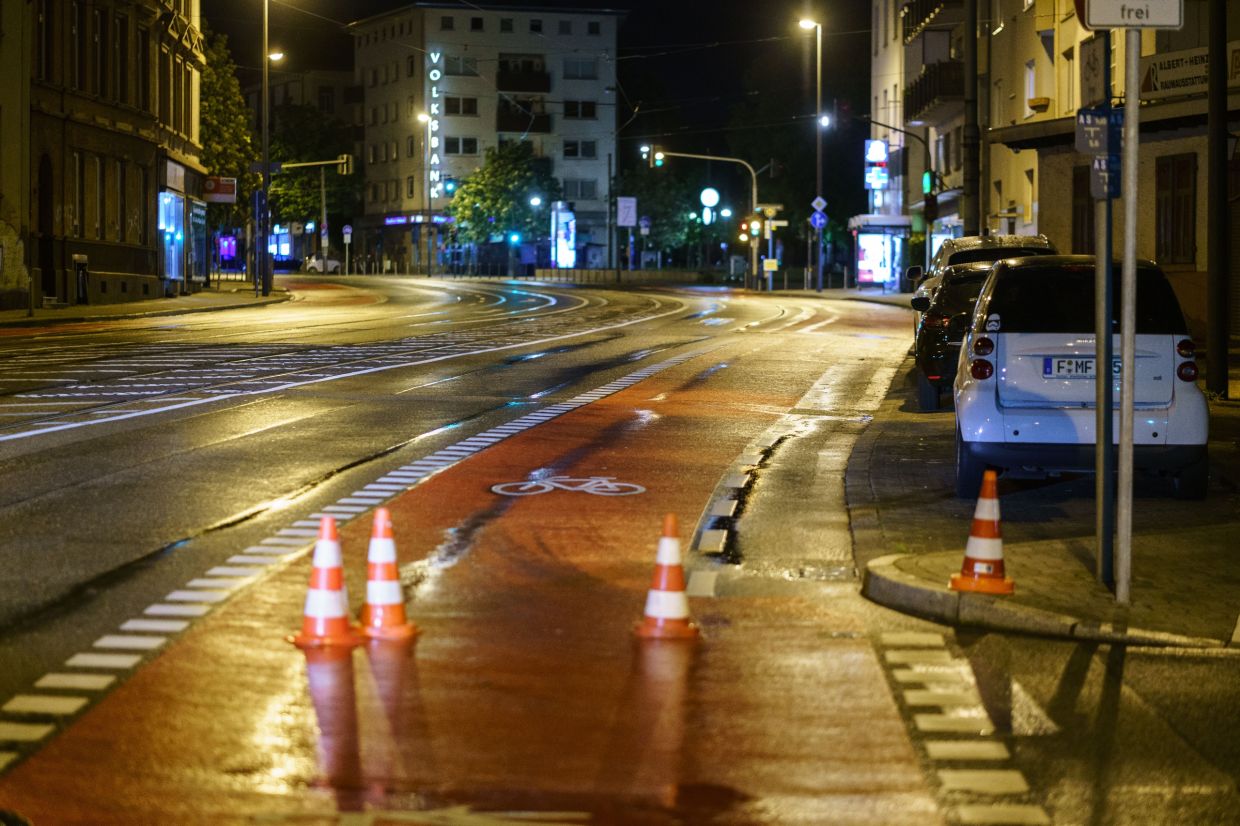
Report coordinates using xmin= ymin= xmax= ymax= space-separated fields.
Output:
xmin=721 ymin=208 xmax=733 ymax=218
xmin=530 ymin=196 xmax=542 ymax=207
xmin=268 ymin=50 xmax=284 ymax=62
xmin=800 ymin=17 xmax=824 ymax=293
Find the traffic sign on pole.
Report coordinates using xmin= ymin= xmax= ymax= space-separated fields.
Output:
xmin=1080 ymin=0 xmax=1183 ymax=29
xmin=809 ymin=211 xmax=827 ymax=230
xmin=810 ymin=196 xmax=827 ymax=212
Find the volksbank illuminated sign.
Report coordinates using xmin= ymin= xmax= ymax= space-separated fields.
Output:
xmin=427 ymin=51 xmax=443 ymax=199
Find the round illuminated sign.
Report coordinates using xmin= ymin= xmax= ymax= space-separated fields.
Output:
xmin=699 ymin=187 xmax=720 ymax=208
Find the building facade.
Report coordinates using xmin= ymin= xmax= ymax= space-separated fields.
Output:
xmin=349 ymin=3 xmax=620 ymax=272
xmin=2 ymin=0 xmax=209 ymax=309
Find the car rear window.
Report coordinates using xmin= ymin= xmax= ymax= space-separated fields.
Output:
xmin=946 ymin=247 xmax=1052 ymax=266
xmin=934 ymin=274 xmax=988 ymax=314
xmin=983 ymin=264 xmax=1188 ymax=334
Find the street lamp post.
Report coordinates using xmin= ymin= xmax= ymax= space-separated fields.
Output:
xmin=799 ymin=19 xmax=823 ymax=292
xmin=259 ymin=2 xmax=275 ymax=296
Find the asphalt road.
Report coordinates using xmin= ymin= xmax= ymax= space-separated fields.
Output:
xmin=0 ymin=277 xmax=1236 ymax=825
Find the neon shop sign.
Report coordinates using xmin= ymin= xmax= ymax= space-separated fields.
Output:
xmin=427 ymin=51 xmax=443 ymax=199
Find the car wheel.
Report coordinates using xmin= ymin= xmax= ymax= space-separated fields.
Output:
xmin=1173 ymin=451 xmax=1208 ymax=500
xmin=955 ymin=427 xmax=986 ymax=499
xmin=917 ymin=370 xmax=940 ymax=412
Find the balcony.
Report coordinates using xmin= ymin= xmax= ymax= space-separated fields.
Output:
xmin=496 ymin=69 xmax=551 ymax=94
xmin=904 ymin=61 xmax=964 ymax=127
xmin=902 ymin=0 xmax=963 ymax=45
xmin=497 ymin=105 xmax=551 ymax=133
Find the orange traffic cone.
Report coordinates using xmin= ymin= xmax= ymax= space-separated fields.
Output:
xmin=359 ymin=507 xmax=417 ymax=640
xmin=949 ymin=470 xmax=1014 ymax=595
xmin=635 ymin=514 xmax=699 ymax=640
xmin=289 ymin=516 xmax=362 ymax=648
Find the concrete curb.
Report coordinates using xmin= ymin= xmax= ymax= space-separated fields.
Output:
xmin=0 ymin=290 xmax=291 ymax=329
xmin=862 ymin=553 xmax=1226 ymax=649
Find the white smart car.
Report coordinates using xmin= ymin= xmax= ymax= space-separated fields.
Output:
xmin=953 ymin=255 xmax=1209 ymax=499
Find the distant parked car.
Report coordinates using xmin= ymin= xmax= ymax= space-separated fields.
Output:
xmin=910 ymin=261 xmax=994 ymax=410
xmin=303 ymin=253 xmax=342 ymax=274
xmin=907 ymin=234 xmax=1058 ymax=338
xmin=953 ymin=255 xmax=1208 ymax=499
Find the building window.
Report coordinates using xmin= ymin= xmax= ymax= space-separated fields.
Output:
xmin=34 ymin=0 xmax=52 ymax=81
xmin=471 ymin=17 xmax=484 ymax=32
xmin=370 ymin=183 xmax=380 ymax=203
xmin=440 ymin=15 xmax=454 ymax=31
xmin=95 ymin=156 xmax=105 ymax=239
xmin=444 ymin=137 xmax=479 ymax=155
xmin=1023 ymin=168 xmax=1035 ymax=225
xmin=407 ymin=176 xmax=415 ymax=198
xmin=368 ymin=144 xmax=377 ymax=164
xmin=444 ymin=96 xmax=478 ymax=116
xmin=588 ymin=21 xmax=601 ymax=35
xmin=1071 ymin=165 xmax=1095 ymax=254
xmin=319 ymin=86 xmax=335 ymax=114
xmin=1155 ymin=153 xmax=1197 ymax=264
xmin=94 ymin=10 xmax=109 ymax=97
xmin=407 ymin=135 xmax=416 ymax=157
xmin=993 ymin=79 xmax=1004 ymax=125
xmin=116 ymin=160 xmax=126 ymax=242
xmin=115 ymin=16 xmax=129 ymax=104
xmin=1061 ymin=47 xmax=1075 ymax=115
xmin=369 ymin=68 xmax=378 ymax=87
xmin=72 ymin=151 xmax=84 ymax=237
xmin=500 ymin=18 xmax=514 ymax=32
xmin=407 ymin=55 xmax=417 ymax=77
xmin=444 ymin=55 xmax=479 ymax=76
xmin=563 ymin=139 xmax=597 ymax=159
xmin=1024 ymin=59 xmax=1036 ymax=117
xmin=563 ymin=178 xmax=598 ymax=199
xmin=72 ymin=2 xmax=87 ymax=90
xmin=386 ymin=180 xmax=397 ymax=201
xmin=563 ymin=58 xmax=598 ymax=80
xmin=559 ymin=20 xmax=571 ymax=35
xmin=563 ymin=100 xmax=597 ymax=119
xmin=530 ymin=18 xmax=543 ymax=33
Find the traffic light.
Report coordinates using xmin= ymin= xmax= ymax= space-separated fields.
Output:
xmin=922 ymin=169 xmax=933 ymax=195
xmin=443 ymin=177 xmax=457 ymax=194
xmin=654 ymin=149 xmax=665 ymax=168
xmin=641 ymin=145 xmax=665 ymax=168
xmin=748 ymin=218 xmax=762 ymax=235
xmin=336 ymin=153 xmax=354 ymax=175
xmin=924 ymin=192 xmax=938 ymax=223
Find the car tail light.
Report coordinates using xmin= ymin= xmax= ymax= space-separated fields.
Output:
xmin=1177 ymin=361 xmax=1199 ymax=382
xmin=1177 ymin=339 xmax=1196 ymax=358
xmin=973 ymin=336 xmax=994 ymax=356
xmin=924 ymin=313 xmax=950 ymax=329
xmin=970 ymin=359 xmax=994 ymax=380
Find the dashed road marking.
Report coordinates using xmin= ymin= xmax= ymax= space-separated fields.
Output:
xmin=35 ymin=674 xmax=116 ymax=691
xmin=686 ymin=571 xmax=718 ymax=598
xmin=924 ymin=741 xmax=1010 ymax=761
xmin=0 ymin=723 xmax=53 ymax=742
xmin=937 ymin=769 xmax=1030 ymax=794
xmin=3 ymin=695 xmax=89 ymax=716
xmin=65 ymin=653 xmax=141 ymax=669
xmin=951 ymin=804 xmax=1050 ymax=825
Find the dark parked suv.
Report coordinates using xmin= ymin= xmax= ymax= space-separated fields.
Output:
xmin=910 ymin=261 xmax=994 ymax=410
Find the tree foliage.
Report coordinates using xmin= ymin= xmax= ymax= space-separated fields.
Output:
xmin=614 ymin=164 xmax=697 ymax=252
xmin=268 ymin=104 xmax=361 ymax=246
xmin=446 ymin=143 xmax=561 ymax=245
xmin=199 ymin=31 xmax=259 ymax=229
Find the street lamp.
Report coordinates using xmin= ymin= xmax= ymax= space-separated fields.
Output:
xmin=799 ymin=18 xmax=824 ymax=293
xmin=258 ymin=1 xmax=278 ymax=295
xmin=529 ymin=196 xmax=542 ymax=207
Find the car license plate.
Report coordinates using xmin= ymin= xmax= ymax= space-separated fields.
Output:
xmin=1042 ymin=357 xmax=1121 ymax=379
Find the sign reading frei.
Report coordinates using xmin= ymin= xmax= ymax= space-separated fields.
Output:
xmin=1083 ymin=0 xmax=1183 ymax=30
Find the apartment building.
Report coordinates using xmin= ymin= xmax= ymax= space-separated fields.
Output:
xmin=3 ymin=0 xmax=209 ymax=308
xmin=349 ymin=3 xmax=621 ymax=271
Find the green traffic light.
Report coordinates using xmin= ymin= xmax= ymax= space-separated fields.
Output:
xmin=922 ymin=170 xmax=932 ymax=195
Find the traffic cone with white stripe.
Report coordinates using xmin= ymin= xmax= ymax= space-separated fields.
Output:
xmin=949 ymin=470 xmax=1015 ymax=595
xmin=359 ymin=507 xmax=417 ymax=640
xmin=289 ymin=516 xmax=362 ymax=648
xmin=635 ymin=514 xmax=699 ymax=640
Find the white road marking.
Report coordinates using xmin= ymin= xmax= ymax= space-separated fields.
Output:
xmin=145 ymin=604 xmax=211 ymax=617
xmin=880 ymin=632 xmax=945 ymax=648
xmin=696 ymin=529 xmax=728 ymax=554
xmin=165 ymin=590 xmax=229 ymax=603
xmin=686 ymin=571 xmax=718 ymax=597
xmin=120 ymin=619 xmax=189 ymax=633
xmin=0 ymin=722 xmax=53 ymax=742
xmin=65 ymin=653 xmax=142 ymax=669
xmin=924 ymin=740 xmax=1011 ymax=761
xmin=951 ymin=804 xmax=1050 ymax=825
xmin=937 ymin=769 xmax=1030 ymax=794
xmin=3 ymin=695 xmax=89 ymax=716
xmin=35 ymin=674 xmax=116 ymax=691
xmin=0 ymin=753 xmax=13 ymax=771
xmin=914 ymin=712 xmax=996 ymax=735
xmin=885 ymin=649 xmax=953 ymax=665
xmin=94 ymin=635 xmax=166 ymax=651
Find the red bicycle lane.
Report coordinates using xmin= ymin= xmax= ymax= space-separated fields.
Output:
xmin=0 ymin=337 xmax=935 ymax=824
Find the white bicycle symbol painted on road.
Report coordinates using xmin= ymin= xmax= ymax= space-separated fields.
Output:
xmin=490 ymin=476 xmax=646 ymax=497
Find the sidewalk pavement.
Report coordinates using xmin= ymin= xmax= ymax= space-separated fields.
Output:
xmin=851 ymin=360 xmax=1240 ymax=648
xmin=0 ymin=280 xmax=289 ymax=328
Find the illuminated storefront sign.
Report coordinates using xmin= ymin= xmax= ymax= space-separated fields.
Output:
xmin=864 ymin=140 xmax=889 ymax=191
xmin=427 ymin=51 xmax=443 ymax=199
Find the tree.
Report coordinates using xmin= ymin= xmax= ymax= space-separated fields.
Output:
xmin=446 ymin=142 xmax=561 ymax=245
xmin=614 ymin=164 xmax=695 ymax=254
xmin=199 ymin=31 xmax=259 ymax=231
xmin=268 ymin=103 xmax=361 ymax=248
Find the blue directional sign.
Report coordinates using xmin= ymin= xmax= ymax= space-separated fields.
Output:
xmin=1075 ymin=107 xmax=1123 ymax=155
xmin=1091 ymin=154 xmax=1121 ymax=199
xmin=809 ymin=211 xmax=827 ymax=230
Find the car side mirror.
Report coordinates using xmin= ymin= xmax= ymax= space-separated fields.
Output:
xmin=910 ymin=296 xmax=931 ymax=312
xmin=905 ymin=265 xmax=923 ymax=284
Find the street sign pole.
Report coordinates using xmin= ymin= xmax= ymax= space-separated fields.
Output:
xmin=1116 ymin=26 xmax=1141 ymax=605
xmin=1095 ymin=29 xmax=1116 ymax=590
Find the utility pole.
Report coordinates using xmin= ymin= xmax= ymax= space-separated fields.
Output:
xmin=962 ymin=0 xmax=980 ymax=235
xmin=1206 ymin=0 xmax=1230 ymax=398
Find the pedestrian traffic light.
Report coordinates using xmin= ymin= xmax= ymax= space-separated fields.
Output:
xmin=922 ymin=170 xmax=932 ymax=195
xmin=336 ymin=153 xmax=354 ymax=175
xmin=654 ymin=149 xmax=665 ymax=168
xmin=748 ymin=218 xmax=761 ymax=235
xmin=925 ymin=192 xmax=938 ymax=223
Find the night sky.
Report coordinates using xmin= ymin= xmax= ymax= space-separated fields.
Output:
xmin=201 ymin=0 xmax=870 ymax=221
